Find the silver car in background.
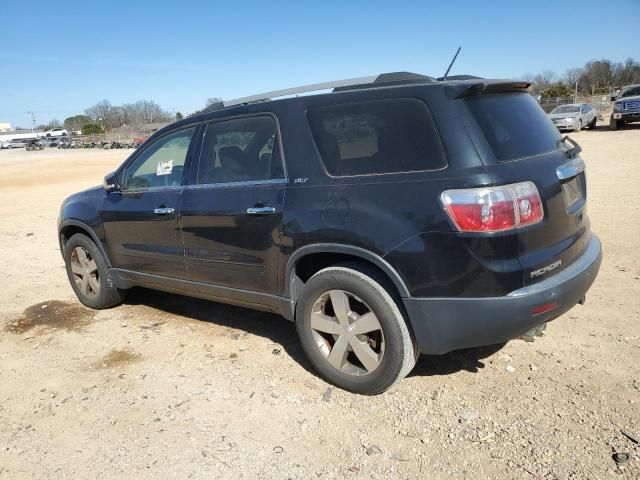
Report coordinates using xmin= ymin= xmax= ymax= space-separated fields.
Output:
xmin=0 ymin=139 xmax=29 ymax=149
xmin=548 ymin=103 xmax=597 ymax=131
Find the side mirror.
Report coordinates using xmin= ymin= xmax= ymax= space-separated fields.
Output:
xmin=610 ymin=94 xmax=618 ymax=101
xmin=103 ymin=171 xmax=121 ymax=193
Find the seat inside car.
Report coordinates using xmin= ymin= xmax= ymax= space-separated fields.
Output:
xmin=218 ymin=146 xmax=251 ymax=182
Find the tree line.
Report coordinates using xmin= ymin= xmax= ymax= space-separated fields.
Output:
xmin=58 ymin=99 xmax=175 ymax=135
xmin=524 ymin=57 xmax=640 ymax=98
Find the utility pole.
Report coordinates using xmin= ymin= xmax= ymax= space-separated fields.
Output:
xmin=574 ymin=81 xmax=578 ymax=104
xmin=26 ymin=111 xmax=36 ymax=133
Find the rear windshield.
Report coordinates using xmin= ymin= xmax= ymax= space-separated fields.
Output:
xmin=466 ymin=92 xmax=562 ymax=162
xmin=308 ymin=98 xmax=446 ymax=176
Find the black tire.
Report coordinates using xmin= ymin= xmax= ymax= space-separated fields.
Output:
xmin=295 ymin=262 xmax=417 ymax=395
xmin=610 ymin=118 xmax=622 ymax=130
xmin=588 ymin=116 xmax=597 ymax=130
xmin=63 ymin=233 xmax=127 ymax=309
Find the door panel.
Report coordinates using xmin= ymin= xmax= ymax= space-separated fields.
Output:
xmin=180 ymin=115 xmax=286 ymax=299
xmin=102 ymin=126 xmax=198 ymax=279
xmin=103 ymin=189 xmax=186 ymax=277
xmin=181 ymin=183 xmax=285 ymax=294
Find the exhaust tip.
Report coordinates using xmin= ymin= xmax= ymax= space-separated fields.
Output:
xmin=520 ymin=323 xmax=547 ymax=343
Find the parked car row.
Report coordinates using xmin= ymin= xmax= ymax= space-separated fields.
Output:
xmin=548 ymin=83 xmax=640 ymax=132
xmin=1 ymin=138 xmax=141 ymax=150
xmin=61 ymin=140 xmax=141 ymax=149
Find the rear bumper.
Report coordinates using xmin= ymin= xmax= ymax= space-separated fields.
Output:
xmin=403 ymin=234 xmax=602 ymax=355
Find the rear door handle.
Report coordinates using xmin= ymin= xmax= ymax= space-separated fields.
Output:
xmin=153 ymin=207 xmax=175 ymax=215
xmin=246 ymin=206 xmax=277 ymax=215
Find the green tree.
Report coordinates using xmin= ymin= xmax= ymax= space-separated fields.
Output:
xmin=81 ymin=123 xmax=104 ymax=135
xmin=175 ymin=112 xmax=183 ymax=121
xmin=64 ymin=115 xmax=93 ymax=132
xmin=541 ymin=82 xmax=573 ymax=98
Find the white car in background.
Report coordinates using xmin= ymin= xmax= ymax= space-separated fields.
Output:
xmin=44 ymin=127 xmax=68 ymax=137
xmin=548 ymin=103 xmax=597 ymax=132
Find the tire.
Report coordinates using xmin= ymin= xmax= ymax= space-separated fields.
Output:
xmin=575 ymin=120 xmax=582 ymax=132
xmin=610 ymin=118 xmax=622 ymax=130
xmin=588 ymin=116 xmax=597 ymax=130
xmin=63 ymin=233 xmax=127 ymax=309
xmin=295 ymin=262 xmax=417 ymax=395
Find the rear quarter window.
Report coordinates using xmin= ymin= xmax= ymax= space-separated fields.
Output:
xmin=465 ymin=92 xmax=562 ymax=162
xmin=307 ymin=98 xmax=446 ymax=176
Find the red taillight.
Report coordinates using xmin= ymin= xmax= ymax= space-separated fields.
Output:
xmin=441 ymin=181 xmax=543 ymax=233
xmin=531 ymin=301 xmax=559 ymax=316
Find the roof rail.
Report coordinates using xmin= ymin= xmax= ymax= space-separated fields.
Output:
xmin=203 ymin=72 xmax=436 ymax=113
xmin=217 ymin=75 xmax=377 ymax=110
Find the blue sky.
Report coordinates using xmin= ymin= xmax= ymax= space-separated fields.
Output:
xmin=1 ymin=0 xmax=638 ymax=128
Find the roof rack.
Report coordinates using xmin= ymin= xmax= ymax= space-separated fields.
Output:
xmin=203 ymin=72 xmax=436 ymax=113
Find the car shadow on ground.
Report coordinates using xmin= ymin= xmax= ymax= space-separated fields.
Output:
xmin=123 ymin=288 xmax=506 ymax=381
xmin=410 ymin=343 xmax=505 ymax=377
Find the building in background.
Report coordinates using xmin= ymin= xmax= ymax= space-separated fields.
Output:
xmin=0 ymin=122 xmax=13 ymax=132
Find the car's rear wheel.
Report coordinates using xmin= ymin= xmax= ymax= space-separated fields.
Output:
xmin=295 ymin=263 xmax=417 ymax=395
xmin=64 ymin=233 xmax=127 ymax=309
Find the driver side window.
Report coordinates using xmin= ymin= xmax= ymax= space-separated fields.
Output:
xmin=123 ymin=127 xmax=196 ymax=191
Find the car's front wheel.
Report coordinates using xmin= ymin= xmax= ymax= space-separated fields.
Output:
xmin=64 ymin=233 xmax=127 ymax=309
xmin=295 ymin=263 xmax=417 ymax=395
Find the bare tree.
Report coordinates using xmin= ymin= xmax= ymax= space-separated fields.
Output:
xmin=580 ymin=60 xmax=614 ymax=94
xmin=84 ymin=100 xmax=113 ymax=127
xmin=83 ymin=99 xmax=171 ymax=130
xmin=612 ymin=58 xmax=640 ymax=87
xmin=533 ymin=70 xmax=556 ymax=90
xmin=564 ymin=68 xmax=583 ymax=87
xmin=46 ymin=119 xmax=62 ymax=129
xmin=522 ymin=70 xmax=556 ymax=96
xmin=206 ymin=97 xmax=223 ymax=107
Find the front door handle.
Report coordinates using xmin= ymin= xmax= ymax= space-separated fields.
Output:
xmin=246 ymin=206 xmax=277 ymax=215
xmin=154 ymin=207 xmax=175 ymax=215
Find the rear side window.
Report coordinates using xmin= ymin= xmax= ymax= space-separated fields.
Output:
xmin=465 ymin=92 xmax=562 ymax=162
xmin=308 ymin=98 xmax=446 ymax=176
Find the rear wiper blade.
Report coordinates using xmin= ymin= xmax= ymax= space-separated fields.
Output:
xmin=558 ymin=136 xmax=582 ymax=159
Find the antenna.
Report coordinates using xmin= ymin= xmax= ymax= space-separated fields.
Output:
xmin=443 ymin=47 xmax=461 ymax=80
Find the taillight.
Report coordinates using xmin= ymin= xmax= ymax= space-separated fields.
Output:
xmin=441 ymin=181 xmax=543 ymax=233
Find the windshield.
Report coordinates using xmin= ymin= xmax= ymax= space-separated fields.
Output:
xmin=466 ymin=92 xmax=562 ymax=162
xmin=551 ymin=105 xmax=580 ymax=114
xmin=620 ymin=86 xmax=640 ymax=98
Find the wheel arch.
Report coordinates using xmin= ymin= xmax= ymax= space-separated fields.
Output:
xmin=283 ymin=244 xmax=411 ymax=307
xmin=59 ymin=220 xmax=112 ymax=268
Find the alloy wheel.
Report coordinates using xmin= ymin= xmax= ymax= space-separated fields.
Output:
xmin=310 ymin=290 xmax=385 ymax=376
xmin=70 ymin=246 xmax=100 ymax=298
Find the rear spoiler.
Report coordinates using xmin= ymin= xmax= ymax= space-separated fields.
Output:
xmin=445 ymin=81 xmax=532 ymax=99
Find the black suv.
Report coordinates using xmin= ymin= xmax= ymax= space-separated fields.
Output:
xmin=58 ymin=72 xmax=602 ymax=394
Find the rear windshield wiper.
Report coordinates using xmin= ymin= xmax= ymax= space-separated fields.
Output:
xmin=558 ymin=136 xmax=582 ymax=159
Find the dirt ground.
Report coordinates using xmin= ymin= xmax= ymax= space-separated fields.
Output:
xmin=1 ymin=126 xmax=639 ymax=479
